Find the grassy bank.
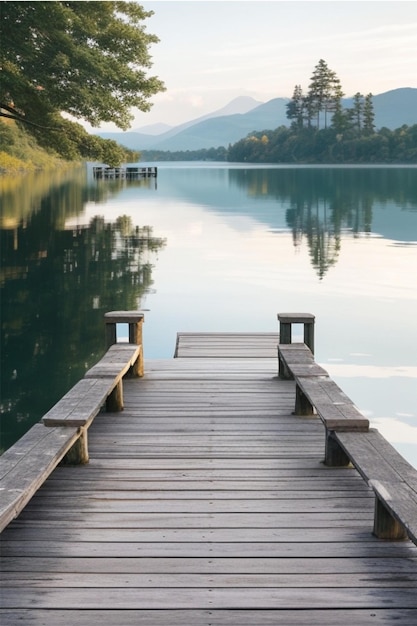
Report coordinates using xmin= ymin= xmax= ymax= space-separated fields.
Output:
xmin=0 ymin=119 xmax=74 ymax=174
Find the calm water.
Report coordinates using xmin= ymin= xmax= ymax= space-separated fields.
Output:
xmin=1 ymin=163 xmax=416 ymax=467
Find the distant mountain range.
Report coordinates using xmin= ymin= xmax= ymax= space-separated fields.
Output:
xmin=95 ymin=88 xmax=417 ymax=152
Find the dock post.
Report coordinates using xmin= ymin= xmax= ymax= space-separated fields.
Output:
xmin=278 ymin=313 xmax=315 ymax=354
xmin=104 ymin=311 xmax=145 ymax=377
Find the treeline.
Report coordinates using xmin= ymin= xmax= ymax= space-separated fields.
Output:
xmin=140 ymin=60 xmax=416 ymax=164
xmin=139 ymin=124 xmax=417 ymax=164
xmin=140 ymin=146 xmax=228 ymax=162
xmin=226 ymin=59 xmax=416 ymax=163
xmin=227 ymin=124 xmax=417 ymax=164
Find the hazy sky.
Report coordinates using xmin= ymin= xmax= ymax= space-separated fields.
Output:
xmin=92 ymin=1 xmax=417 ymax=131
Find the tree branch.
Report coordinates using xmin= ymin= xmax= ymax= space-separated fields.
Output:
xmin=0 ymin=103 xmax=56 ymax=130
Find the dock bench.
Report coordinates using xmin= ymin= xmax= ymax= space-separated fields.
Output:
xmin=0 ymin=317 xmax=144 ymax=533
xmin=277 ymin=324 xmax=417 ymax=546
xmin=0 ymin=423 xmax=81 ymax=532
xmin=278 ymin=342 xmax=369 ymax=465
xmin=335 ymin=429 xmax=417 ymax=543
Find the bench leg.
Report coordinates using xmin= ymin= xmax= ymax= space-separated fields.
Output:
xmin=107 ymin=380 xmax=124 ymax=412
xmin=325 ymin=431 xmax=350 ymax=467
xmin=373 ymin=498 xmax=408 ymax=540
xmin=129 ymin=323 xmax=144 ymax=377
xmin=295 ymin=384 xmax=314 ymax=415
xmin=278 ymin=354 xmax=292 ymax=380
xmin=62 ymin=428 xmax=89 ymax=464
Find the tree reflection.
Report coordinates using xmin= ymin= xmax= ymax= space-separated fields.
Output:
xmin=229 ymin=167 xmax=416 ymax=278
xmin=0 ymin=171 xmax=166 ymax=452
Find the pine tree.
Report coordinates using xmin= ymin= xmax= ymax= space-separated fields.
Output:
xmin=363 ymin=93 xmax=375 ymax=135
xmin=307 ymin=59 xmax=344 ymax=129
xmin=286 ymin=85 xmax=305 ymax=129
xmin=351 ymin=93 xmax=364 ymax=134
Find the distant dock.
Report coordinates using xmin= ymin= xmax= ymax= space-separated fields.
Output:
xmin=93 ymin=166 xmax=157 ymax=180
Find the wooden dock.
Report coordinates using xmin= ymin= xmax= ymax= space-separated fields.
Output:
xmin=1 ymin=319 xmax=417 ymax=625
xmin=93 ymin=165 xmax=157 ymax=180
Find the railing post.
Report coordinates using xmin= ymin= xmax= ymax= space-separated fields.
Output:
xmin=278 ymin=313 xmax=315 ymax=354
xmin=104 ymin=311 xmax=145 ymax=377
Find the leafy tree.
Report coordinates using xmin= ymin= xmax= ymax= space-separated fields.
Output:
xmin=0 ymin=1 xmax=165 ymax=160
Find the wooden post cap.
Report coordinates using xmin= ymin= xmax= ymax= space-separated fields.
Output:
xmin=278 ymin=313 xmax=315 ymax=324
xmin=104 ymin=311 xmax=145 ymax=324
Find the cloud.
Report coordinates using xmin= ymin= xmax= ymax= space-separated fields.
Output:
xmin=372 ymin=417 xmax=417 ymax=444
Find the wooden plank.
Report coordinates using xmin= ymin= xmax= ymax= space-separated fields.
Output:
xmin=3 ymin=571 xmax=417 ymax=588
xmin=2 ymin=609 xmax=417 ymax=626
xmin=2 ymin=540 xmax=416 ymax=558
xmin=175 ymin=333 xmax=279 ymax=358
xmin=41 ymin=378 xmax=111 ymax=427
xmin=0 ymin=425 xmax=80 ymax=532
xmin=2 ymin=331 xmax=417 ymax=622
xmin=84 ymin=343 xmax=141 ymax=378
xmin=296 ymin=376 xmax=370 ymax=430
xmin=2 ymin=586 xmax=417 ymax=609
xmin=7 ymin=496 xmax=377 ymax=514
xmin=9 ymin=511 xmax=374 ymax=528
xmin=3 ymin=555 xmax=416 ymax=574
xmin=3 ymin=609 xmax=417 ymax=626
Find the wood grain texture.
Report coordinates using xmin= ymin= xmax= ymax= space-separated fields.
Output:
xmin=1 ymin=332 xmax=416 ymax=624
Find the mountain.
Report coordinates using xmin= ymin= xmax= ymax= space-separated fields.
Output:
xmin=96 ymin=96 xmax=263 ymax=150
xmin=97 ymin=98 xmax=287 ymax=151
xmin=137 ymin=123 xmax=173 ymax=135
xmin=95 ymin=88 xmax=416 ymax=152
xmin=343 ymin=88 xmax=417 ymax=129
xmin=130 ymin=96 xmax=262 ymax=135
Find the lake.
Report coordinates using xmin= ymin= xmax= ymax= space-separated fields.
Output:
xmin=1 ymin=163 xmax=416 ymax=468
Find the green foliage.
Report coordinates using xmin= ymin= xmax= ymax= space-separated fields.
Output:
xmin=140 ymin=146 xmax=228 ymax=162
xmin=228 ymin=59 xmax=414 ymax=164
xmin=0 ymin=118 xmax=138 ymax=170
xmin=227 ymin=125 xmax=417 ymax=164
xmin=0 ymin=1 xmax=165 ymax=164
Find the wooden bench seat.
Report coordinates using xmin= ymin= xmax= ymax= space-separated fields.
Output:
xmin=278 ymin=343 xmax=369 ymax=466
xmin=42 ymin=344 xmax=141 ymax=430
xmin=84 ymin=343 xmax=141 ymax=379
xmin=278 ymin=335 xmax=417 ymax=546
xmin=41 ymin=377 xmax=113 ymax=427
xmin=0 ymin=423 xmax=80 ymax=532
xmin=83 ymin=343 xmax=141 ymax=411
xmin=278 ymin=343 xmax=326 ymax=379
xmin=295 ymin=375 xmax=370 ymax=431
xmin=335 ymin=429 xmax=417 ymax=544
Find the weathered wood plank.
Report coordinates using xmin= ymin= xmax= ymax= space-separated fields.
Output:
xmin=8 ymin=511 xmax=374 ymax=528
xmin=0 ymin=425 xmax=80 ymax=532
xmin=84 ymin=343 xmax=141 ymax=378
xmin=3 ymin=555 xmax=416 ymax=574
xmin=2 ymin=586 xmax=417 ymax=609
xmin=2 ymin=331 xmax=417 ymax=623
xmin=41 ymin=378 xmax=111 ymax=427
xmin=2 ymin=539 xmax=416 ymax=558
xmin=2 ymin=609 xmax=417 ymax=626
xmin=3 ymin=571 xmax=417 ymax=588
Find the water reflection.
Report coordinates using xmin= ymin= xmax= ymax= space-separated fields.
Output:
xmin=227 ymin=167 xmax=417 ymax=278
xmin=0 ymin=168 xmax=166 ymax=451
xmin=1 ymin=164 xmax=416 ymax=466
